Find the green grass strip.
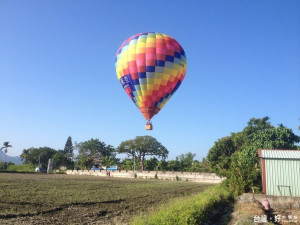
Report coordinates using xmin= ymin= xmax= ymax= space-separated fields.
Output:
xmin=6 ymin=164 xmax=35 ymax=172
xmin=131 ymin=181 xmax=232 ymax=225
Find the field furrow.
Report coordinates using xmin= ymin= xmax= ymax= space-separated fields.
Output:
xmin=0 ymin=173 xmax=213 ymax=224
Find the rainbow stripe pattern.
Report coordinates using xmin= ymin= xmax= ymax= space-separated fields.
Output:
xmin=115 ymin=32 xmax=187 ymax=121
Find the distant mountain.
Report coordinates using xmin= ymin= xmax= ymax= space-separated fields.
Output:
xmin=0 ymin=150 xmax=23 ymax=165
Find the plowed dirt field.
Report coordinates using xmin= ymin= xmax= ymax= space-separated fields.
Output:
xmin=0 ymin=173 xmax=213 ymax=224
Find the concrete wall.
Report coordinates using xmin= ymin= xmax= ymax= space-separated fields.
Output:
xmin=251 ymin=193 xmax=300 ymax=204
xmin=66 ymin=170 xmax=225 ymax=183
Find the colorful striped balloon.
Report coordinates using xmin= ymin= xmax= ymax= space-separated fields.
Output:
xmin=115 ymin=32 xmax=187 ymax=125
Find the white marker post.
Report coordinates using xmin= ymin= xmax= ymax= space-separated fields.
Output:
xmin=47 ymin=159 xmax=53 ymax=173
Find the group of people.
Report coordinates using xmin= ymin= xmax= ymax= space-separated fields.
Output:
xmin=105 ymin=166 xmax=121 ymax=176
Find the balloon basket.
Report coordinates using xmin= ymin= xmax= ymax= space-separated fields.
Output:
xmin=145 ymin=122 xmax=153 ymax=130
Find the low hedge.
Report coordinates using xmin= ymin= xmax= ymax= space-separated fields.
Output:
xmin=132 ymin=181 xmax=232 ymax=225
xmin=7 ymin=164 xmax=35 ymax=172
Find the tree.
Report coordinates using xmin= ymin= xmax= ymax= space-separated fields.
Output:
xmin=207 ymin=135 xmax=240 ymax=172
xmin=242 ymin=125 xmax=300 ymax=167
xmin=76 ymin=139 xmax=116 ymax=169
xmin=207 ymin=117 xmax=275 ymax=173
xmin=117 ymin=140 xmax=136 ymax=170
xmin=144 ymin=157 xmax=159 ymax=171
xmin=243 ymin=116 xmax=273 ymax=142
xmin=158 ymin=159 xmax=169 ymax=171
xmin=120 ymin=158 xmax=134 ymax=171
xmin=76 ymin=156 xmax=93 ymax=170
xmin=1 ymin=142 xmax=12 ymax=170
xmin=213 ymin=118 xmax=300 ymax=195
xmin=221 ymin=151 xmax=260 ymax=197
xmin=118 ymin=136 xmax=168 ymax=171
xmin=204 ymin=117 xmax=300 ymax=195
xmin=53 ymin=150 xmax=66 ymax=169
xmin=1 ymin=142 xmax=12 ymax=154
xmin=53 ymin=150 xmax=73 ymax=170
xmin=195 ymin=158 xmax=213 ymax=173
xmin=160 ymin=152 xmax=204 ymax=172
xmin=64 ymin=136 xmax=74 ymax=157
xmin=176 ymin=152 xmax=195 ymax=171
xmin=101 ymin=155 xmax=119 ymax=167
xmin=166 ymin=159 xmax=181 ymax=171
xmin=20 ymin=147 xmax=56 ymax=168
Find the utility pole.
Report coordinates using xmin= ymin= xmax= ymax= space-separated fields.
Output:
xmin=133 ymin=151 xmax=136 ymax=172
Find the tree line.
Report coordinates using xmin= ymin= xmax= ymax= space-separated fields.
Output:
xmin=4 ymin=116 xmax=300 ymax=196
xmin=19 ymin=135 xmax=206 ymax=171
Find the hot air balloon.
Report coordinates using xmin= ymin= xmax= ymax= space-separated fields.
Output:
xmin=115 ymin=32 xmax=187 ymax=130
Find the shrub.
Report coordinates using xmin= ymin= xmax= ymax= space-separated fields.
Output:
xmin=154 ymin=173 xmax=158 ymax=179
xmin=7 ymin=164 xmax=35 ymax=172
xmin=220 ymin=151 xmax=260 ymax=197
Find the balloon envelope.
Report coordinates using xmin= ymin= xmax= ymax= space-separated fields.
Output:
xmin=115 ymin=32 xmax=187 ymax=121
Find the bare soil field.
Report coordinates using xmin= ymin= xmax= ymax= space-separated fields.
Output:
xmin=0 ymin=173 xmax=213 ymax=225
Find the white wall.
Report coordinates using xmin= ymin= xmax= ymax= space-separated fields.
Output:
xmin=66 ymin=170 xmax=225 ymax=183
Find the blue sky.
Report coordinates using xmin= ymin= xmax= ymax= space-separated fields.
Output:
xmin=0 ymin=0 xmax=299 ymax=161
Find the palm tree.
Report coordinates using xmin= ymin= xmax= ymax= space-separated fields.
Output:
xmin=1 ymin=142 xmax=12 ymax=170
